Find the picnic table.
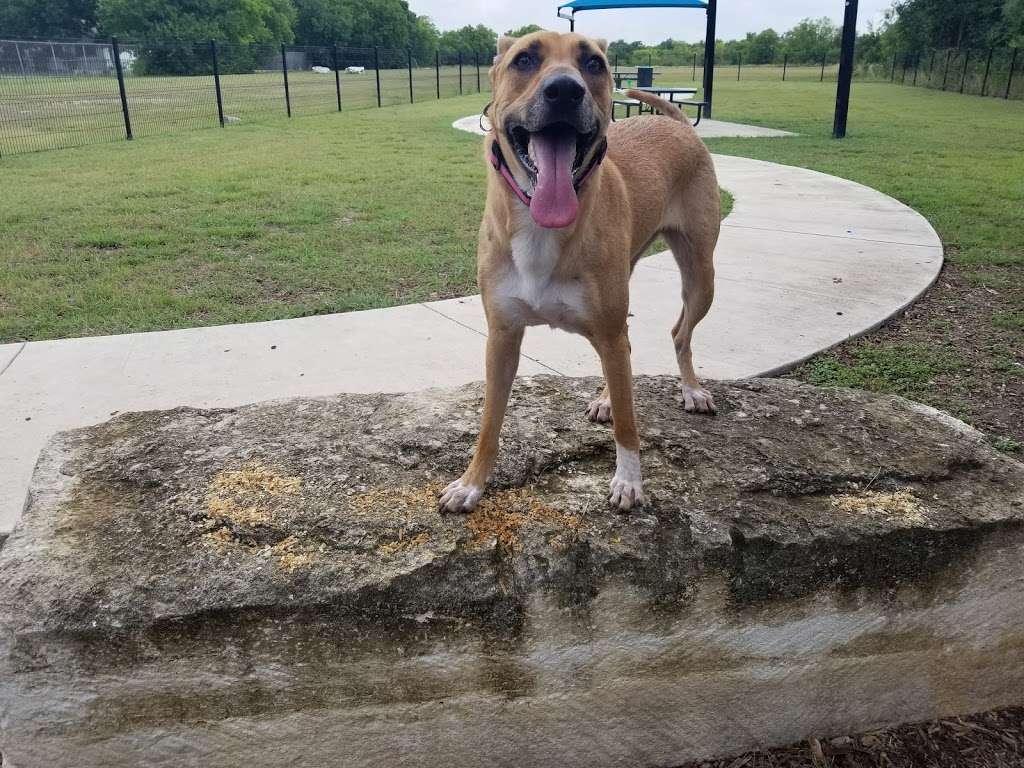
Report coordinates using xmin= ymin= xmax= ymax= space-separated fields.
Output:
xmin=613 ymin=86 xmax=707 ymax=126
xmin=612 ymin=70 xmax=661 ymax=89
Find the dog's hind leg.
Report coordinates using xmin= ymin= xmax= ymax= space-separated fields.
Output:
xmin=663 ymin=228 xmax=717 ymax=414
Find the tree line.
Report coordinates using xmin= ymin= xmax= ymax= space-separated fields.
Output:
xmin=1 ymin=0 xmax=1020 ymax=73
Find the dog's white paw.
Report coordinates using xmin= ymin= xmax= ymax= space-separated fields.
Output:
xmin=438 ymin=478 xmax=483 ymax=514
xmin=585 ymin=395 xmax=613 ymax=424
xmin=609 ymin=444 xmax=645 ymax=511
xmin=609 ymin=475 xmax=645 ymax=511
xmin=682 ymin=385 xmax=717 ymax=414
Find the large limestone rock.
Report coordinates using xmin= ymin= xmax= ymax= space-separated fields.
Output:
xmin=1 ymin=376 xmax=1022 ymax=768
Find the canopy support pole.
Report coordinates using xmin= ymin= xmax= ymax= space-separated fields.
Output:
xmin=702 ymin=0 xmax=716 ymax=118
xmin=833 ymin=0 xmax=858 ymax=138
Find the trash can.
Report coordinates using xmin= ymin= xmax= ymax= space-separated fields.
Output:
xmin=637 ymin=66 xmax=654 ymax=88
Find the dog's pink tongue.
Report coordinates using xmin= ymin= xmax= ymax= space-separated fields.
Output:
xmin=530 ymin=131 xmax=577 ymax=229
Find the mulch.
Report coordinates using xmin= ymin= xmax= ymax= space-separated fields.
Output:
xmin=678 ymin=707 xmax=1024 ymax=768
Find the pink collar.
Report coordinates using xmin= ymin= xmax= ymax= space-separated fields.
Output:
xmin=488 ymin=137 xmax=607 ymax=208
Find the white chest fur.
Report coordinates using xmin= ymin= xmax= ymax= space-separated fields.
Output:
xmin=492 ymin=211 xmax=587 ymax=333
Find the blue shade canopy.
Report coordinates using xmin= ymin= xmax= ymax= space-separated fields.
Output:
xmin=559 ymin=0 xmax=707 ymax=11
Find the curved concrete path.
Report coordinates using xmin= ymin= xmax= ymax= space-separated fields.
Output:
xmin=0 ymin=136 xmax=941 ymax=533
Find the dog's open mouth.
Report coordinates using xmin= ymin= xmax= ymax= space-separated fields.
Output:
xmin=506 ymin=122 xmax=599 ymax=229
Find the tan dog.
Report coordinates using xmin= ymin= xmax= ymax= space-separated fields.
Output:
xmin=439 ymin=30 xmax=719 ymax=514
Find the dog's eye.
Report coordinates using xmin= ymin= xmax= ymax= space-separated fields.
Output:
xmin=585 ymin=55 xmax=605 ymax=74
xmin=512 ymin=52 xmax=534 ymax=71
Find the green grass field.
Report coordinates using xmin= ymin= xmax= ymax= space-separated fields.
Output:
xmin=0 ymin=76 xmax=1021 ymax=447
xmin=0 ymin=66 xmax=488 ymax=154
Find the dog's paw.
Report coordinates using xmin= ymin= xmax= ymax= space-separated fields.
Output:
xmin=585 ymin=395 xmax=613 ymax=424
xmin=437 ymin=478 xmax=484 ymax=514
xmin=682 ymin=385 xmax=717 ymax=414
xmin=609 ymin=475 xmax=645 ymax=512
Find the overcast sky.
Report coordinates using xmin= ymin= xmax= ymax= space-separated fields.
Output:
xmin=409 ymin=0 xmax=893 ymax=43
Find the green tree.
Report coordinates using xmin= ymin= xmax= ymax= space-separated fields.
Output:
xmin=746 ymin=28 xmax=779 ymax=64
xmin=98 ymin=0 xmax=294 ymax=73
xmin=505 ymin=24 xmax=543 ymax=37
xmin=438 ymin=24 xmax=497 ymax=58
xmin=781 ymin=17 xmax=840 ymax=63
xmin=1007 ymin=0 xmax=1024 ymax=45
xmin=0 ymin=0 xmax=97 ymax=39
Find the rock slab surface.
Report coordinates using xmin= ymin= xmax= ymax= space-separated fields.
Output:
xmin=1 ymin=376 xmax=1023 ymax=767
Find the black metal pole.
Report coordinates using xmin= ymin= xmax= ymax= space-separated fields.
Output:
xmin=928 ymin=50 xmax=936 ymax=83
xmin=435 ymin=50 xmax=440 ymax=99
xmin=890 ymin=50 xmax=897 ymax=80
xmin=913 ymin=52 xmax=920 ymax=85
xmin=960 ymin=49 xmax=970 ymax=93
xmin=407 ymin=48 xmax=414 ymax=103
xmin=901 ymin=53 xmax=908 ymax=83
xmin=942 ymin=49 xmax=952 ymax=89
xmin=735 ymin=52 xmax=741 ymax=80
xmin=333 ymin=43 xmax=341 ymax=111
xmin=702 ymin=0 xmax=717 ymax=118
xmin=833 ymin=0 xmax=858 ymax=139
xmin=374 ymin=47 xmax=382 ymax=107
xmin=782 ymin=52 xmax=788 ymax=81
xmin=210 ymin=40 xmax=225 ymax=127
xmin=476 ymin=51 xmax=481 ymax=93
xmin=1007 ymin=48 xmax=1019 ymax=99
xmin=692 ymin=52 xmax=697 ymax=81
xmin=111 ymin=37 xmax=132 ymax=140
xmin=458 ymin=51 xmax=463 ymax=94
xmin=281 ymin=44 xmax=291 ymax=116
xmin=821 ymin=51 xmax=827 ymax=81
xmin=981 ymin=48 xmax=993 ymax=96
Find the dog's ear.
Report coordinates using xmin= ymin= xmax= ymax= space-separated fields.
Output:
xmin=495 ymin=36 xmax=518 ymax=64
xmin=593 ymin=38 xmax=609 ymax=54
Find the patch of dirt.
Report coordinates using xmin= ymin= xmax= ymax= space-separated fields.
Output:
xmin=677 ymin=706 xmax=1024 ymax=767
xmin=789 ymin=260 xmax=1024 ymax=459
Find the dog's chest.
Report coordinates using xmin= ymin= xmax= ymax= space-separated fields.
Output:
xmin=493 ymin=220 xmax=587 ymax=332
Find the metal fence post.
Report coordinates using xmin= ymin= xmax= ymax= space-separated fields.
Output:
xmin=281 ymin=44 xmax=291 ymax=116
xmin=111 ymin=37 xmax=133 ymax=140
xmin=15 ymin=41 xmax=25 ymax=75
xmin=901 ymin=53 xmax=908 ymax=82
xmin=821 ymin=52 xmax=827 ymax=81
xmin=960 ymin=49 xmax=970 ymax=93
xmin=692 ymin=52 xmax=697 ymax=81
xmin=333 ymin=43 xmax=342 ymax=111
xmin=890 ymin=50 xmax=897 ymax=80
xmin=981 ymin=48 xmax=993 ymax=96
xmin=475 ymin=52 xmax=481 ymax=92
xmin=1007 ymin=48 xmax=1018 ymax=99
xmin=913 ymin=52 xmax=920 ymax=85
xmin=210 ymin=40 xmax=225 ymax=127
xmin=407 ymin=48 xmax=414 ymax=103
xmin=436 ymin=50 xmax=441 ymax=99
xmin=942 ymin=49 xmax=952 ymax=89
xmin=736 ymin=52 xmax=741 ymax=81
xmin=374 ymin=47 xmax=382 ymax=107
xmin=928 ymin=50 xmax=936 ymax=82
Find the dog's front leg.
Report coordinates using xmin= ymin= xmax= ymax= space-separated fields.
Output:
xmin=593 ymin=332 xmax=645 ymax=511
xmin=438 ymin=325 xmax=524 ymax=513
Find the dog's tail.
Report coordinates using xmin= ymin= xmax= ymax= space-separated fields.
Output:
xmin=624 ymin=89 xmax=688 ymax=123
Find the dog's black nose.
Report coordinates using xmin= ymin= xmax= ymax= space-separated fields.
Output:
xmin=542 ymin=75 xmax=585 ymax=107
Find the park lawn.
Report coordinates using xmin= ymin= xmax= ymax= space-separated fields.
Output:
xmin=693 ymin=79 xmax=1023 ymax=453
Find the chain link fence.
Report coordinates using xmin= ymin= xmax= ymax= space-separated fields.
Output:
xmin=0 ymin=37 xmax=493 ymax=156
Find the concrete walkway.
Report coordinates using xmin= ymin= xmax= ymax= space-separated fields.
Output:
xmin=451 ymin=114 xmax=797 ymax=139
xmin=0 ymin=148 xmax=942 ymax=533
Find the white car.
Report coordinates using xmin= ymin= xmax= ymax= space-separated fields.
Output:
xmin=346 ymin=66 xmax=365 ymax=74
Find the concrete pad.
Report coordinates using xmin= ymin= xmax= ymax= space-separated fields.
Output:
xmin=452 ymin=115 xmax=796 ymax=140
xmin=0 ymin=146 xmax=942 ymax=533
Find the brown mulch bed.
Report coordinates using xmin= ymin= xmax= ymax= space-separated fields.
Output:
xmin=678 ymin=707 xmax=1024 ymax=768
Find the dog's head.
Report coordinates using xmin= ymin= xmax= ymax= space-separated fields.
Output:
xmin=489 ymin=31 xmax=613 ymax=229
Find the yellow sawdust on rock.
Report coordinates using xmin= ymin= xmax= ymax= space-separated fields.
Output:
xmin=377 ymin=530 xmax=431 ymax=556
xmin=353 ymin=483 xmax=579 ymax=553
xmin=466 ymin=488 xmax=580 ymax=552
xmin=205 ymin=461 xmax=302 ymax=527
xmin=273 ymin=535 xmax=316 ymax=572
xmin=830 ymin=489 xmax=927 ymax=524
